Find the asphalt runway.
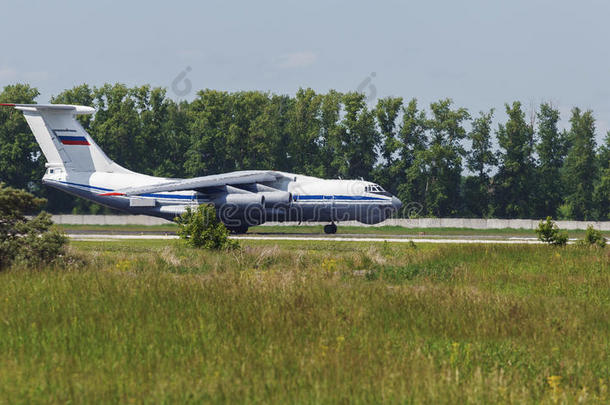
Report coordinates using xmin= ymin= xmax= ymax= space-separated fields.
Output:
xmin=67 ymin=232 xmax=557 ymax=244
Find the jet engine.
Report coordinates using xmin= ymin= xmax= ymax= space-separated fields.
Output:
xmin=261 ymin=191 xmax=292 ymax=208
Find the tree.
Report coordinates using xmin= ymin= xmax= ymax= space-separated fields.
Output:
xmin=286 ymin=88 xmax=323 ymax=176
xmin=581 ymin=225 xmax=606 ymax=247
xmin=535 ymin=216 xmax=568 ymax=246
xmin=185 ymin=89 xmax=235 ymax=176
xmin=594 ymin=132 xmax=610 ymax=219
xmin=91 ymin=84 xmax=143 ymax=172
xmin=0 ymin=183 xmax=66 ymax=268
xmin=176 ymin=204 xmax=237 ymax=250
xmin=132 ymin=86 xmax=190 ymax=177
xmin=396 ymin=99 xmax=428 ymax=210
xmin=420 ymin=99 xmax=470 ymax=216
xmin=464 ymin=109 xmax=496 ymax=216
xmin=318 ymin=90 xmax=342 ymax=178
xmin=334 ymin=92 xmax=379 ymax=180
xmin=562 ymin=108 xmax=597 ymax=220
xmin=533 ymin=103 xmax=568 ymax=218
xmin=373 ymin=97 xmax=403 ymax=192
xmin=0 ymin=84 xmax=43 ymax=193
xmin=493 ymin=102 xmax=536 ymax=218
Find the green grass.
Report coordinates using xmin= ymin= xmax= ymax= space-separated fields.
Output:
xmin=1 ymin=240 xmax=609 ymax=403
xmin=57 ymin=223 xmax=610 ymax=238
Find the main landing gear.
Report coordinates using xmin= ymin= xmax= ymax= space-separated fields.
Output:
xmin=226 ymin=224 xmax=249 ymax=234
xmin=323 ymin=222 xmax=337 ymax=234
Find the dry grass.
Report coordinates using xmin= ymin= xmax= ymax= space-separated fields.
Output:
xmin=0 ymin=240 xmax=608 ymax=403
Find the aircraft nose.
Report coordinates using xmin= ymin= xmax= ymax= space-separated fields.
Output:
xmin=391 ymin=196 xmax=402 ymax=212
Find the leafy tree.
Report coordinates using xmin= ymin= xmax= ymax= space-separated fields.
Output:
xmin=0 ymin=183 xmax=67 ymax=268
xmin=333 ymin=92 xmax=379 ymax=180
xmin=285 ymin=88 xmax=323 ymax=176
xmin=176 ymin=204 xmax=237 ymax=249
xmin=131 ymin=86 xmax=189 ymax=177
xmin=493 ymin=102 xmax=536 ymax=218
xmin=249 ymin=93 xmax=291 ymax=171
xmin=396 ymin=99 xmax=428 ymax=209
xmin=464 ymin=109 xmax=496 ymax=216
xmin=535 ymin=216 xmax=568 ymax=246
xmin=373 ymin=97 xmax=403 ymax=192
xmin=533 ymin=103 xmax=568 ymax=218
xmin=580 ymin=225 xmax=606 ymax=248
xmin=185 ymin=89 xmax=235 ymax=176
xmin=562 ymin=108 xmax=597 ymax=220
xmin=0 ymin=84 xmax=43 ymax=193
xmin=318 ymin=90 xmax=342 ymax=178
xmin=421 ymin=99 xmax=470 ymax=216
xmin=91 ymin=84 xmax=143 ymax=172
xmin=594 ymin=132 xmax=610 ymax=219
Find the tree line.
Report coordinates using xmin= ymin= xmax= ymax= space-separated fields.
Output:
xmin=0 ymin=83 xmax=609 ymax=220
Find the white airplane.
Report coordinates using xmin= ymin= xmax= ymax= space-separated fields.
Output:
xmin=3 ymin=103 xmax=402 ymax=233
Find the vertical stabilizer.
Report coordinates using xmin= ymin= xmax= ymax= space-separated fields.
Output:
xmin=5 ymin=104 xmax=131 ymax=174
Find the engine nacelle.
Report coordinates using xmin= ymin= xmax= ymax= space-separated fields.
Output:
xmin=261 ymin=191 xmax=292 ymax=208
xmin=213 ymin=193 xmax=264 ymax=209
xmin=214 ymin=193 xmax=266 ymax=226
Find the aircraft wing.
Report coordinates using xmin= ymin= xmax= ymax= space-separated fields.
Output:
xmin=100 ymin=170 xmax=283 ymax=196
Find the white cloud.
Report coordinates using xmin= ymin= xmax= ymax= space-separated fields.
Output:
xmin=275 ymin=51 xmax=317 ymax=69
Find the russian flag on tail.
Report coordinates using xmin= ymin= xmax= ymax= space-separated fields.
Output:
xmin=57 ymin=135 xmax=90 ymax=145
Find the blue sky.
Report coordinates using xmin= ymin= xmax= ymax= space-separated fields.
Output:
xmin=2 ymin=0 xmax=610 ymax=138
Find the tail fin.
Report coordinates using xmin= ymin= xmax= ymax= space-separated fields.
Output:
xmin=3 ymin=104 xmax=131 ymax=174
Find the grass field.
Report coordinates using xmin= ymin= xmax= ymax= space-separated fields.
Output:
xmin=57 ymin=223 xmax=610 ymax=238
xmin=1 ymin=239 xmax=609 ymax=403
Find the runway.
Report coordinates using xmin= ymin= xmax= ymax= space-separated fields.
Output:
xmin=67 ymin=232 xmax=561 ymax=244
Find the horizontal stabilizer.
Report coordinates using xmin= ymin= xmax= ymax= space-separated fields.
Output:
xmin=1 ymin=103 xmax=95 ymax=115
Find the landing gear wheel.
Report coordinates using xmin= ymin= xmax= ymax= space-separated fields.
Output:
xmin=226 ymin=224 xmax=249 ymax=234
xmin=323 ymin=223 xmax=337 ymax=234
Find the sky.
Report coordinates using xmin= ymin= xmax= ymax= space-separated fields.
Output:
xmin=1 ymin=0 xmax=610 ymax=140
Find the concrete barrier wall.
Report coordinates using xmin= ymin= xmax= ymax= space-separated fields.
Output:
xmin=51 ymin=215 xmax=610 ymax=231
xmin=52 ymin=215 xmax=171 ymax=226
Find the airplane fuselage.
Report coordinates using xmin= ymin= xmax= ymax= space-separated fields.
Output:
xmin=42 ymin=169 xmax=402 ymax=227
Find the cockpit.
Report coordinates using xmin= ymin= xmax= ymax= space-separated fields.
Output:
xmin=364 ymin=184 xmax=392 ymax=197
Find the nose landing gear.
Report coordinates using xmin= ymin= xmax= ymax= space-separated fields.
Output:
xmin=323 ymin=222 xmax=337 ymax=234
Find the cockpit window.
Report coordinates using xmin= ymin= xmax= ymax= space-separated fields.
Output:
xmin=366 ymin=184 xmax=391 ymax=196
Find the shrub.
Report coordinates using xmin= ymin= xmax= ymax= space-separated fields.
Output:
xmin=582 ymin=225 xmax=606 ymax=248
xmin=535 ymin=217 xmax=568 ymax=246
xmin=0 ymin=183 xmax=67 ymax=269
xmin=176 ymin=204 xmax=238 ymax=250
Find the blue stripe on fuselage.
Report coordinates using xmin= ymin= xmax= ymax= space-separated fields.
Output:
xmin=296 ymin=195 xmax=387 ymax=201
xmin=54 ymin=181 xmax=387 ymax=202
xmin=55 ymin=180 xmax=195 ymax=200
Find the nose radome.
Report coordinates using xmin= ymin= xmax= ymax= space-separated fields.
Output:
xmin=391 ymin=196 xmax=402 ymax=211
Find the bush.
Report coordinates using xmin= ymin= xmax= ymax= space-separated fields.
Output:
xmin=581 ymin=225 xmax=606 ymax=248
xmin=0 ymin=183 xmax=67 ymax=269
xmin=535 ymin=217 xmax=568 ymax=246
xmin=176 ymin=204 xmax=238 ymax=250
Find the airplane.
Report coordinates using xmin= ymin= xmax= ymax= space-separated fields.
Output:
xmin=2 ymin=103 xmax=402 ymax=234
